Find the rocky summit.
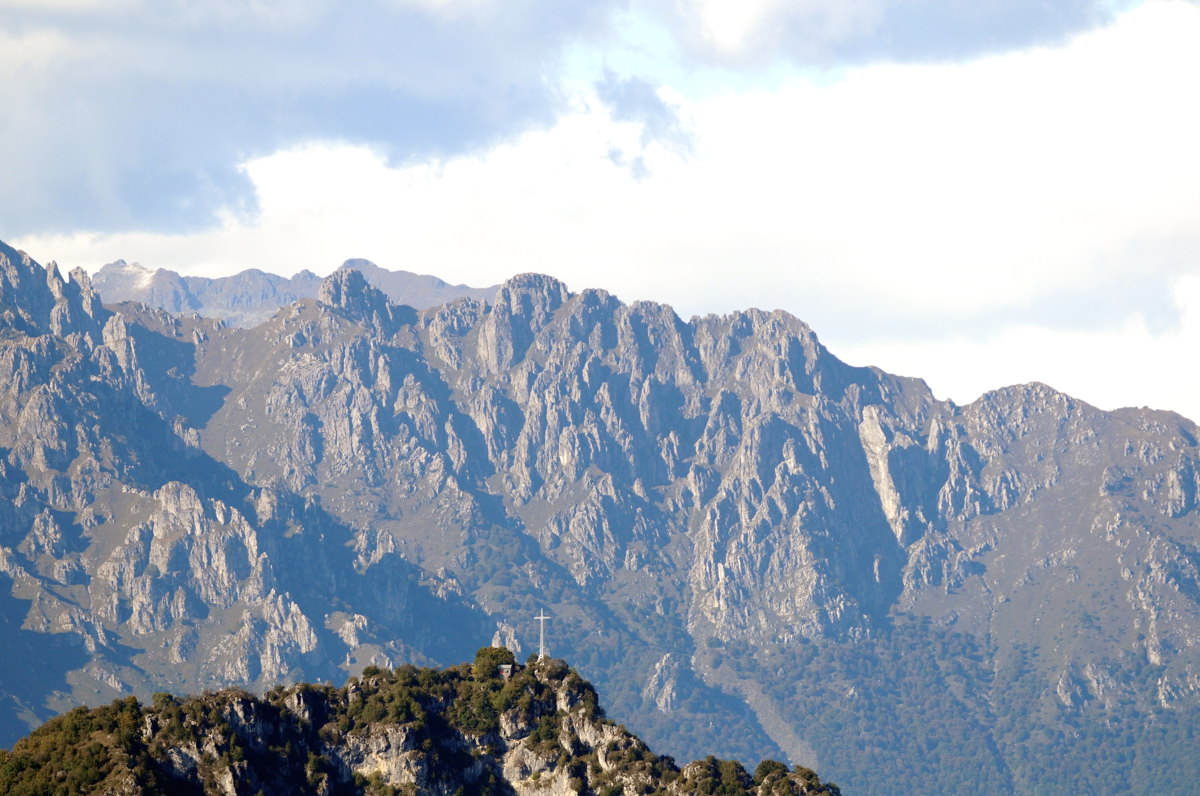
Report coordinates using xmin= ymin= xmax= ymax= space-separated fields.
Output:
xmin=0 ymin=649 xmax=842 ymax=796
xmin=2 ymin=238 xmax=1200 ymax=794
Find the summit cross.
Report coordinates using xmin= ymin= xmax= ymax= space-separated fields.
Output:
xmin=535 ymin=610 xmax=551 ymax=662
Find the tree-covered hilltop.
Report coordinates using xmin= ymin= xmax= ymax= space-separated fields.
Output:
xmin=0 ymin=649 xmax=840 ymax=796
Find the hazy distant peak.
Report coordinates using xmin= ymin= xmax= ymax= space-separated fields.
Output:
xmin=95 ymin=258 xmax=156 ymax=283
xmin=90 ymin=257 xmax=497 ymax=327
xmin=96 ymin=259 xmax=151 ymax=274
xmin=336 ymin=257 xmax=382 ymax=272
xmin=334 ymin=258 xmax=498 ymax=309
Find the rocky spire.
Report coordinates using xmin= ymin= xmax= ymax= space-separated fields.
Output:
xmin=0 ymin=238 xmax=105 ymax=341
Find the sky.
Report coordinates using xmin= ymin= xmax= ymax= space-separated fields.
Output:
xmin=4 ymin=0 xmax=1199 ymax=421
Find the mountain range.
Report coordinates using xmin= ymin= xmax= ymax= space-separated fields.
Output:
xmin=2 ymin=238 xmax=1199 ymax=794
xmin=91 ymin=257 xmax=497 ymax=328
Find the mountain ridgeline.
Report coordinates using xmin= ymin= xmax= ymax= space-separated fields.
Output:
xmin=90 ymin=258 xmax=497 ymax=328
xmin=2 ymin=238 xmax=1200 ymax=794
xmin=0 ymin=649 xmax=841 ymax=795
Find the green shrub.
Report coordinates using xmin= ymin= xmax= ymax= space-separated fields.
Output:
xmin=472 ymin=646 xmax=517 ymax=680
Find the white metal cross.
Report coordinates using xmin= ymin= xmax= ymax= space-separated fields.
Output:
xmin=535 ymin=610 xmax=551 ymax=662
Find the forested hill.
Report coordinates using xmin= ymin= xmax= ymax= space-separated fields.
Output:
xmin=0 ymin=649 xmax=840 ymax=796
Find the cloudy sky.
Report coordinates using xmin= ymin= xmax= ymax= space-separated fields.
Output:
xmin=4 ymin=0 xmax=1199 ymax=420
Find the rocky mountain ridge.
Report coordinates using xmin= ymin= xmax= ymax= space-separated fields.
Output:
xmin=3 ymin=238 xmax=1200 ymax=794
xmin=91 ymin=257 xmax=496 ymax=328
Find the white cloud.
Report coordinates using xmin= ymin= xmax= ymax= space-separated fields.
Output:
xmin=689 ymin=0 xmax=787 ymax=53
xmin=0 ymin=0 xmax=132 ymax=9
xmin=650 ymin=0 xmax=1112 ymax=65
xmin=681 ymin=0 xmax=885 ymax=57
xmin=14 ymin=1 xmax=1200 ymax=420
xmin=0 ymin=0 xmax=620 ymax=233
xmin=836 ymin=273 xmax=1200 ymax=420
xmin=0 ymin=29 xmax=72 ymax=78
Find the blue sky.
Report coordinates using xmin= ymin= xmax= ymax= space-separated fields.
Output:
xmin=4 ymin=0 xmax=1199 ymax=420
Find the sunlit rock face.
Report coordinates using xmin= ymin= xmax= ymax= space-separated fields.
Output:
xmin=3 ymin=238 xmax=1200 ymax=795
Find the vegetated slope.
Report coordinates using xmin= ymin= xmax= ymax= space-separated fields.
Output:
xmin=91 ymin=258 xmax=496 ymax=329
xmin=3 ymin=238 xmax=1200 ymax=795
xmin=0 ymin=649 xmax=840 ymax=796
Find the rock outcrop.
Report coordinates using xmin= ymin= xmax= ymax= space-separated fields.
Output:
xmin=0 ymin=653 xmax=841 ymax=795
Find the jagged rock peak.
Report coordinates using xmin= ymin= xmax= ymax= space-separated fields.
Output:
xmin=498 ymin=272 xmax=571 ymax=302
xmin=0 ymin=238 xmax=40 ymax=292
xmin=318 ymin=267 xmax=397 ymax=324
xmin=491 ymin=273 xmax=573 ymax=332
xmin=0 ymin=236 xmax=29 ymax=263
xmin=0 ymin=238 xmax=105 ymax=338
xmin=69 ymin=265 xmax=97 ymax=294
